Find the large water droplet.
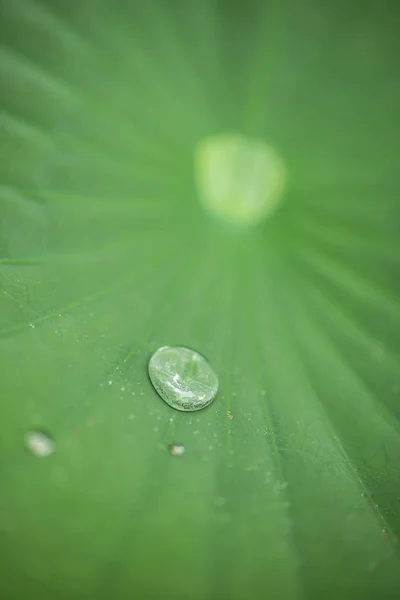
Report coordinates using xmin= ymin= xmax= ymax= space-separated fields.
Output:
xmin=148 ymin=346 xmax=218 ymax=411
xmin=195 ymin=133 xmax=286 ymax=227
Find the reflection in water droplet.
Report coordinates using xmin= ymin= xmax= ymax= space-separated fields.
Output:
xmin=25 ymin=430 xmax=55 ymax=457
xmin=169 ymin=443 xmax=185 ymax=456
xmin=148 ymin=346 xmax=219 ymax=411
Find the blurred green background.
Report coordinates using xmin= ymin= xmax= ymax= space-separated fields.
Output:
xmin=0 ymin=0 xmax=400 ymax=599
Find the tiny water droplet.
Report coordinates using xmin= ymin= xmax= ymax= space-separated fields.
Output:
xmin=148 ymin=346 xmax=219 ymax=412
xmin=169 ymin=442 xmax=185 ymax=456
xmin=108 ymin=380 xmax=113 ymax=385
xmin=29 ymin=323 xmax=35 ymax=329
xmin=121 ymin=387 xmax=125 ymax=392
xmin=25 ymin=430 xmax=55 ymax=457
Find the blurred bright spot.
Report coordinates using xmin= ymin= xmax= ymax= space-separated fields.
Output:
xmin=195 ymin=133 xmax=286 ymax=227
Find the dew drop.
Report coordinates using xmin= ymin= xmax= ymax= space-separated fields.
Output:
xmin=148 ymin=346 xmax=218 ymax=412
xmin=169 ymin=442 xmax=185 ymax=456
xmin=25 ymin=430 xmax=55 ymax=457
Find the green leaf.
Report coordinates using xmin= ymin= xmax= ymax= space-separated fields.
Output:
xmin=1 ymin=1 xmax=399 ymax=599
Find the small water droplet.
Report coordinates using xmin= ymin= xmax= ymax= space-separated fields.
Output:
xmin=148 ymin=346 xmax=219 ymax=412
xmin=260 ymin=390 xmax=266 ymax=396
xmin=25 ymin=430 xmax=55 ymax=457
xmin=169 ymin=442 xmax=185 ymax=456
xmin=29 ymin=323 xmax=35 ymax=329
xmin=108 ymin=380 xmax=113 ymax=385
xmin=128 ymin=414 xmax=135 ymax=420
xmin=121 ymin=387 xmax=125 ymax=392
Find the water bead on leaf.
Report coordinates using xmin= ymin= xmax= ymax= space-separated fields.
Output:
xmin=148 ymin=346 xmax=219 ymax=412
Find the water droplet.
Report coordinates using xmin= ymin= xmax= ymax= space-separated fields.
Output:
xmin=195 ymin=133 xmax=286 ymax=227
xmin=29 ymin=323 xmax=35 ymax=329
xmin=25 ymin=430 xmax=55 ymax=457
xmin=148 ymin=346 xmax=219 ymax=412
xmin=108 ymin=380 xmax=113 ymax=385
xmin=169 ymin=442 xmax=185 ymax=456
xmin=121 ymin=387 xmax=125 ymax=392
